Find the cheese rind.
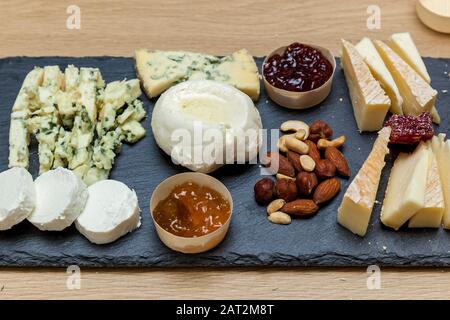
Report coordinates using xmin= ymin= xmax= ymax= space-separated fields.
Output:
xmin=337 ymin=127 xmax=391 ymax=236
xmin=75 ymin=180 xmax=141 ymax=244
xmin=135 ymin=48 xmax=260 ymax=101
xmin=355 ymin=37 xmax=403 ymax=115
xmin=408 ymin=149 xmax=444 ymax=228
xmin=388 ymin=32 xmax=431 ymax=83
xmin=374 ymin=40 xmax=437 ymax=116
xmin=341 ymin=39 xmax=391 ymax=132
xmin=380 ymin=142 xmax=430 ymax=230
xmin=0 ymin=167 xmax=36 ymax=230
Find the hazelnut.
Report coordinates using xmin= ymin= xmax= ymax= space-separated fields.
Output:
xmin=254 ymin=178 xmax=275 ymax=204
xmin=314 ymin=159 xmax=336 ymax=179
xmin=296 ymin=172 xmax=318 ymax=196
xmin=274 ymin=179 xmax=298 ymax=202
xmin=287 ymin=150 xmax=302 ymax=172
xmin=262 ymin=151 xmax=295 ymax=177
xmin=309 ymin=120 xmax=333 ymax=143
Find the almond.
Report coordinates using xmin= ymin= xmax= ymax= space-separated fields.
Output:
xmin=296 ymin=172 xmax=318 ymax=196
xmin=314 ymin=159 xmax=336 ymax=179
xmin=313 ymin=178 xmax=341 ymax=205
xmin=281 ymin=199 xmax=319 ymax=217
xmin=324 ymin=147 xmax=350 ymax=178
xmin=287 ymin=150 xmax=302 ymax=172
xmin=305 ymin=140 xmax=321 ymax=163
xmin=263 ymin=151 xmax=295 ymax=177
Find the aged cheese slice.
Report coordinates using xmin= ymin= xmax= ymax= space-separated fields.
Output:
xmin=135 ymin=48 xmax=260 ymax=101
xmin=355 ymin=37 xmax=403 ymax=115
xmin=341 ymin=39 xmax=391 ymax=132
xmin=380 ymin=142 xmax=431 ymax=230
xmin=408 ymin=147 xmax=444 ymax=228
xmin=388 ymin=32 xmax=431 ymax=83
xmin=337 ymin=127 xmax=391 ymax=236
xmin=431 ymin=134 xmax=450 ymax=228
xmin=373 ymin=40 xmax=437 ymax=116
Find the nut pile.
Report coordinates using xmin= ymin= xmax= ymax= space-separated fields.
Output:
xmin=254 ymin=120 xmax=350 ymax=225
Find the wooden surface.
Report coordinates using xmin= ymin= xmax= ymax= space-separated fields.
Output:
xmin=1 ymin=0 xmax=450 ymax=300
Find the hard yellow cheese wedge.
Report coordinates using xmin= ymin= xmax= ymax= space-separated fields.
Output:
xmin=373 ymin=40 xmax=437 ymax=116
xmin=135 ymin=48 xmax=260 ymax=101
xmin=337 ymin=126 xmax=391 ymax=236
xmin=408 ymin=144 xmax=444 ymax=228
xmin=431 ymin=134 xmax=450 ymax=228
xmin=388 ymin=32 xmax=431 ymax=83
xmin=341 ymin=39 xmax=391 ymax=132
xmin=380 ymin=142 xmax=431 ymax=230
xmin=355 ymin=37 xmax=403 ymax=115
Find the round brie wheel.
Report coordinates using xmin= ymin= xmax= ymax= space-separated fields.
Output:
xmin=0 ymin=167 xmax=36 ymax=230
xmin=75 ymin=180 xmax=141 ymax=245
xmin=28 ymin=167 xmax=88 ymax=231
xmin=151 ymin=80 xmax=263 ymax=173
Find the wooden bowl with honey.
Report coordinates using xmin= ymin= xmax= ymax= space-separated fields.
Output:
xmin=150 ymin=172 xmax=233 ymax=254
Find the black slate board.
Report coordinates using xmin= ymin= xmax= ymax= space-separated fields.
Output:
xmin=0 ymin=56 xmax=449 ymax=267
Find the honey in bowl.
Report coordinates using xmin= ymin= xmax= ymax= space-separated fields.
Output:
xmin=153 ymin=181 xmax=231 ymax=238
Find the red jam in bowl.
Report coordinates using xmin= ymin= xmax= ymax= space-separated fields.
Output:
xmin=263 ymin=42 xmax=333 ymax=92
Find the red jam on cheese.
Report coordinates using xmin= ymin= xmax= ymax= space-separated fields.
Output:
xmin=386 ymin=112 xmax=434 ymax=145
xmin=263 ymin=42 xmax=333 ymax=92
xmin=153 ymin=181 xmax=231 ymax=238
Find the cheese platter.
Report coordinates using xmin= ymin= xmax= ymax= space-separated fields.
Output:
xmin=1 ymin=32 xmax=450 ymax=267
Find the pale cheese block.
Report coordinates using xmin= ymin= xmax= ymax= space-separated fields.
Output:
xmin=431 ymin=134 xmax=450 ymax=228
xmin=341 ymin=39 xmax=391 ymax=132
xmin=0 ymin=167 xmax=36 ymax=230
xmin=135 ymin=48 xmax=260 ymax=101
xmin=373 ymin=40 xmax=437 ymax=116
xmin=75 ymin=180 xmax=141 ymax=244
xmin=337 ymin=127 xmax=391 ymax=236
xmin=388 ymin=32 xmax=431 ymax=83
xmin=28 ymin=167 xmax=88 ymax=231
xmin=355 ymin=37 xmax=403 ymax=115
xmin=408 ymin=148 xmax=444 ymax=228
xmin=380 ymin=142 xmax=431 ymax=230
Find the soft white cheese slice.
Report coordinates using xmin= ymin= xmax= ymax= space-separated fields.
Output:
xmin=28 ymin=167 xmax=88 ymax=231
xmin=151 ymin=80 xmax=262 ymax=173
xmin=380 ymin=142 xmax=431 ymax=230
xmin=408 ymin=147 xmax=444 ymax=228
xmin=75 ymin=180 xmax=141 ymax=244
xmin=0 ymin=167 xmax=36 ymax=230
xmin=337 ymin=127 xmax=391 ymax=236
xmin=355 ymin=37 xmax=403 ymax=115
xmin=431 ymin=135 xmax=450 ymax=229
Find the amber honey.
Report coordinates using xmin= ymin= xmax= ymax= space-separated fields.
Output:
xmin=153 ymin=181 xmax=231 ymax=237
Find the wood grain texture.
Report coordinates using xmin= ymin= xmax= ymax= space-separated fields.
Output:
xmin=1 ymin=0 xmax=450 ymax=300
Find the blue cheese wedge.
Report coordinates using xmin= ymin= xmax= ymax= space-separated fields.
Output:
xmin=135 ymin=48 xmax=260 ymax=101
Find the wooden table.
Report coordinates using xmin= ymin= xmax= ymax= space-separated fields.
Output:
xmin=1 ymin=0 xmax=450 ymax=300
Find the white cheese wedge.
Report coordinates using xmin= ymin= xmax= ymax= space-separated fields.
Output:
xmin=75 ymin=180 xmax=141 ymax=244
xmin=337 ymin=127 xmax=391 ymax=236
xmin=408 ymin=148 xmax=444 ymax=228
xmin=355 ymin=37 xmax=403 ymax=115
xmin=28 ymin=167 xmax=88 ymax=231
xmin=388 ymin=32 xmax=431 ymax=83
xmin=0 ymin=167 xmax=36 ymax=230
xmin=431 ymin=134 xmax=450 ymax=228
xmin=380 ymin=142 xmax=431 ymax=230
xmin=373 ymin=40 xmax=437 ymax=116
xmin=341 ymin=39 xmax=391 ymax=132
xmin=151 ymin=80 xmax=262 ymax=173
xmin=135 ymin=48 xmax=260 ymax=101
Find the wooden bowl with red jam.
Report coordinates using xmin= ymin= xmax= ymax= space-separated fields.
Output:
xmin=262 ymin=42 xmax=336 ymax=109
xmin=150 ymin=172 xmax=233 ymax=254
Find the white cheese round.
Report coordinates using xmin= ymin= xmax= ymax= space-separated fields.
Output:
xmin=28 ymin=167 xmax=88 ymax=231
xmin=151 ymin=80 xmax=263 ymax=173
xmin=75 ymin=180 xmax=141 ymax=244
xmin=0 ymin=167 xmax=36 ymax=230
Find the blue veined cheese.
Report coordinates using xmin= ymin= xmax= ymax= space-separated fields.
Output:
xmin=57 ymin=65 xmax=80 ymax=127
xmin=92 ymin=128 xmax=123 ymax=171
xmin=79 ymin=67 xmax=103 ymax=124
xmin=53 ymin=127 xmax=73 ymax=168
xmin=9 ymin=67 xmax=44 ymax=169
xmin=135 ymin=48 xmax=260 ymax=101
xmin=116 ymin=100 xmax=146 ymax=125
xmin=120 ymin=120 xmax=146 ymax=143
